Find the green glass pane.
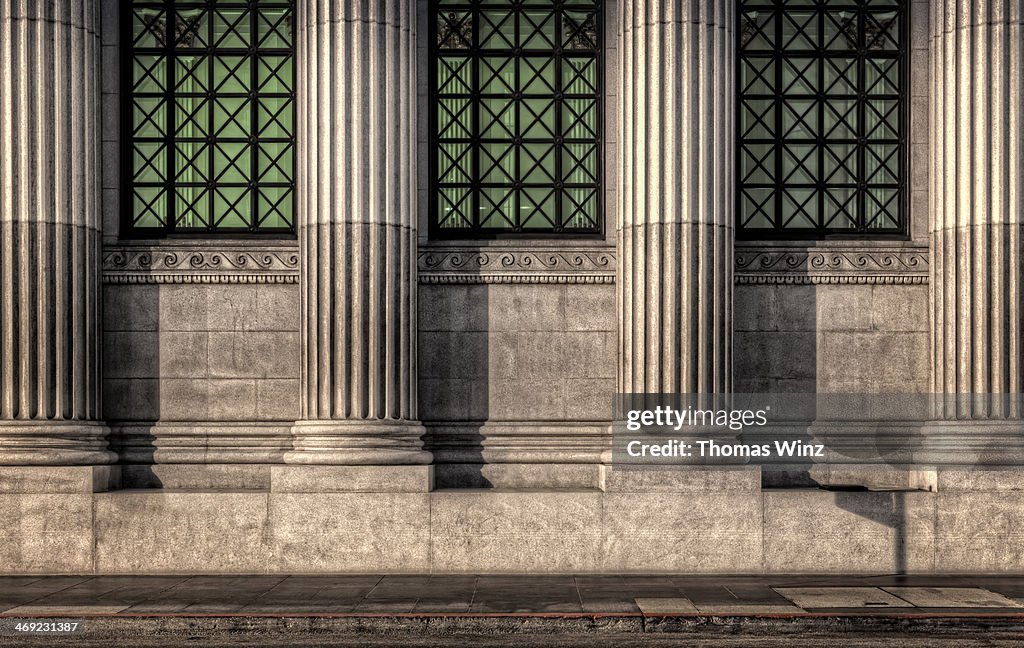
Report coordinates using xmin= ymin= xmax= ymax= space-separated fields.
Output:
xmin=823 ymin=57 xmax=857 ymax=94
xmin=175 ymin=142 xmax=210 ymax=183
xmin=133 ymin=97 xmax=166 ymax=137
xmin=740 ymin=11 xmax=774 ymax=49
xmin=480 ymin=11 xmax=515 ymax=49
xmin=213 ymin=187 xmax=251 ymax=228
xmin=480 ymin=187 xmax=515 ymax=228
xmin=519 ymin=58 xmax=554 ymax=94
xmin=740 ymin=188 xmax=774 ymax=229
xmin=258 ymin=142 xmax=293 ymax=183
xmin=133 ymin=8 xmax=166 ymax=48
xmin=519 ymin=143 xmax=554 ymax=183
xmin=781 ymin=99 xmax=816 ymax=138
xmin=561 ymin=188 xmax=597 ymax=228
xmin=133 ymin=55 xmax=166 ymax=93
xmin=258 ymin=97 xmax=292 ymax=138
xmin=214 ymin=56 xmax=251 ymax=93
xmin=213 ymin=143 xmax=251 ymax=182
xmin=561 ymin=10 xmax=597 ymax=49
xmin=520 ymin=99 xmax=555 ymax=138
xmin=782 ymin=58 xmax=818 ymax=94
xmin=214 ymin=98 xmax=251 ymax=137
xmin=823 ymin=98 xmax=857 ymax=139
xmin=781 ymin=188 xmax=818 ymax=228
xmin=865 ymin=58 xmax=899 ymax=95
xmin=519 ymin=11 xmax=556 ymax=48
xmin=174 ymin=97 xmax=210 ymax=138
xmin=438 ymin=188 xmax=472 ymax=228
xmin=133 ymin=142 xmax=166 ymax=183
xmin=257 ymin=8 xmax=292 ymax=48
xmin=175 ymin=55 xmax=209 ymax=93
xmin=213 ymin=9 xmax=250 ymax=48
xmin=438 ymin=57 xmax=472 ymax=94
xmin=257 ymin=187 xmax=293 ymax=229
xmin=781 ymin=11 xmax=817 ymax=50
xmin=823 ymin=187 xmax=857 ymax=229
xmin=822 ymin=10 xmax=857 ymax=49
xmin=437 ymin=10 xmax=472 ymax=48
xmin=865 ymin=143 xmax=899 ymax=184
xmin=782 ymin=143 xmax=817 ymax=184
xmin=480 ymin=57 xmax=515 ymax=94
xmin=438 ymin=142 xmax=472 ymax=183
xmin=823 ymin=142 xmax=857 ymax=184
xmin=481 ymin=98 xmax=515 ymax=138
xmin=865 ymin=11 xmax=899 ymax=51
xmin=175 ymin=186 xmax=211 ymax=229
xmin=562 ymin=99 xmax=597 ymax=139
xmin=562 ymin=143 xmax=597 ymax=184
xmin=258 ymin=56 xmax=292 ymax=93
xmin=480 ymin=142 xmax=515 ymax=183
xmin=562 ymin=58 xmax=597 ymax=94
xmin=741 ymin=58 xmax=774 ymax=95
xmin=519 ymin=188 xmax=555 ymax=229
xmin=175 ymin=7 xmax=208 ymax=48
xmin=133 ymin=187 xmax=167 ymax=228
xmin=438 ymin=98 xmax=471 ymax=139
xmin=865 ymin=99 xmax=899 ymax=139
xmin=740 ymin=143 xmax=774 ymax=185
xmin=865 ymin=188 xmax=899 ymax=229
xmin=740 ymin=99 xmax=774 ymax=139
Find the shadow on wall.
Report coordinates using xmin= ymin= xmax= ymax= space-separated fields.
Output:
xmin=419 ymin=281 xmax=492 ymax=488
xmin=102 ymin=283 xmax=163 ymax=488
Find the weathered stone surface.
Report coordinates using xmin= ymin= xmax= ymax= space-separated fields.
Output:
xmin=0 ymin=495 xmax=94 ymax=574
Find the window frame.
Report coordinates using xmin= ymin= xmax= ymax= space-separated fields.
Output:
xmin=427 ymin=0 xmax=606 ymax=241
xmin=735 ymin=0 xmax=910 ymax=241
xmin=119 ymin=0 xmax=297 ymax=240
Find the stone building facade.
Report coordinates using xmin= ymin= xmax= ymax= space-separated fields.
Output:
xmin=0 ymin=0 xmax=1021 ymax=574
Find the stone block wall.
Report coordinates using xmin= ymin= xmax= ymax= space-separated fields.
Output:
xmin=734 ymin=283 xmax=931 ymax=395
xmin=418 ymin=283 xmax=616 ymax=423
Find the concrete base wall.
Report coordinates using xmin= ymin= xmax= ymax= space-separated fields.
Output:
xmin=3 ymin=466 xmax=1023 ymax=575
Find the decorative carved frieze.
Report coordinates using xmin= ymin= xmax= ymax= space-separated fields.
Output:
xmin=102 ymin=245 xmax=300 ymax=284
xmin=734 ymin=246 xmax=929 ymax=284
xmin=418 ymin=247 xmax=615 ymax=284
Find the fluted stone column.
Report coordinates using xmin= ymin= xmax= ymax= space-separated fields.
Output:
xmin=286 ymin=0 xmax=430 ymax=467
xmin=617 ymin=0 xmax=734 ymax=396
xmin=929 ymin=0 xmax=1023 ymax=422
xmin=0 ymin=0 xmax=114 ymax=466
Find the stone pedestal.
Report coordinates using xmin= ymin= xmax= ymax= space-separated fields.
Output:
xmin=287 ymin=0 xmax=430 ymax=471
xmin=0 ymin=0 xmax=114 ymax=468
xmin=926 ymin=0 xmax=1024 ymax=463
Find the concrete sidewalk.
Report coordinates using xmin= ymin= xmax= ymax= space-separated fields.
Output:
xmin=3 ymin=574 xmax=1024 ymax=616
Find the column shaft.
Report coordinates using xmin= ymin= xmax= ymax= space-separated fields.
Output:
xmin=289 ymin=0 xmax=429 ymax=464
xmin=930 ymin=0 xmax=1024 ymax=418
xmin=0 ymin=0 xmax=112 ymax=464
xmin=617 ymin=0 xmax=734 ymax=395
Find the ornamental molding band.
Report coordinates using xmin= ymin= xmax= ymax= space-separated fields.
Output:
xmin=734 ymin=246 xmax=930 ymax=284
xmin=418 ymin=246 xmax=616 ymax=284
xmin=102 ymin=245 xmax=300 ymax=284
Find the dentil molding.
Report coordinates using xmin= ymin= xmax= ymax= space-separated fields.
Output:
xmin=418 ymin=246 xmax=616 ymax=284
xmin=103 ymin=244 xmax=300 ymax=284
xmin=734 ymin=245 xmax=929 ymax=285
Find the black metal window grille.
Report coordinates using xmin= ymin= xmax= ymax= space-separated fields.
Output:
xmin=429 ymin=0 xmax=603 ymax=238
xmin=737 ymin=0 xmax=907 ymax=238
xmin=123 ymin=1 xmax=295 ymax=237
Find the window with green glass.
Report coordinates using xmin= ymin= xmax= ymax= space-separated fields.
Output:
xmin=430 ymin=0 xmax=602 ymax=237
xmin=125 ymin=1 xmax=294 ymax=236
xmin=738 ymin=0 xmax=906 ymax=238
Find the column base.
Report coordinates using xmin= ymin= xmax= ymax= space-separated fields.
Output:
xmin=0 ymin=421 xmax=116 ymax=466
xmin=285 ymin=420 xmax=432 ymax=465
xmin=917 ymin=419 xmax=1024 ymax=466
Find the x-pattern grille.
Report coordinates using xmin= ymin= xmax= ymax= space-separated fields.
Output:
xmin=125 ymin=0 xmax=295 ymax=236
xmin=430 ymin=0 xmax=602 ymax=238
xmin=738 ymin=0 xmax=906 ymax=238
